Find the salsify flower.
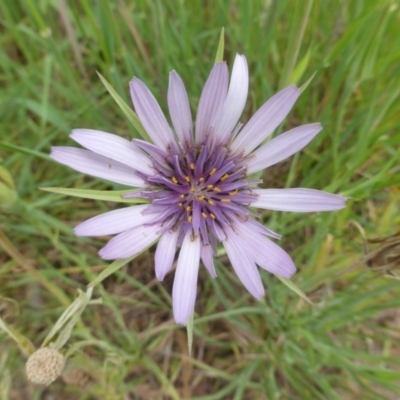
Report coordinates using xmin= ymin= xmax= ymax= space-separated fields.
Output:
xmin=50 ymin=54 xmax=346 ymax=325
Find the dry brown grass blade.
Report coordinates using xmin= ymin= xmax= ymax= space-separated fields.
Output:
xmin=336 ymin=222 xmax=400 ymax=278
xmin=57 ymin=0 xmax=88 ymax=81
xmin=118 ymin=0 xmax=158 ymax=82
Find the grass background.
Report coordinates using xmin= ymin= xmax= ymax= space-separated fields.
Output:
xmin=1 ymin=0 xmax=400 ymax=399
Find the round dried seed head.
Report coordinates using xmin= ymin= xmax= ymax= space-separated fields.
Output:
xmin=26 ymin=348 xmax=65 ymax=386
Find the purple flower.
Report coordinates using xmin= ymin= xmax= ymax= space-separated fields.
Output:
xmin=50 ymin=54 xmax=346 ymax=325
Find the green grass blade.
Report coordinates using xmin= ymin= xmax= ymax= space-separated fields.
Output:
xmin=96 ymin=72 xmax=150 ymax=141
xmin=39 ymin=187 xmax=147 ymax=203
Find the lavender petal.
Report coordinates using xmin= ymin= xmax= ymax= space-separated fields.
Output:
xmin=247 ymin=123 xmax=322 ymax=174
xmin=252 ymin=188 xmax=347 ymax=212
xmin=129 ymin=78 xmax=176 ymax=149
xmin=74 ymin=204 xmax=151 ymax=237
xmin=235 ymin=222 xmax=296 ymax=278
xmin=172 ymin=232 xmax=201 ymax=325
xmin=224 ymin=228 xmax=265 ymax=298
xmin=50 ymin=147 xmax=145 ymax=187
xmin=168 ymin=71 xmax=193 ymax=144
xmin=195 ymin=62 xmax=228 ymax=144
xmin=215 ymin=54 xmax=248 ymax=142
xmin=231 ymin=85 xmax=300 ymax=155
xmin=246 ymin=218 xmax=282 ymax=240
xmin=155 ymin=229 xmax=179 ymax=281
xmin=70 ymin=129 xmax=154 ymax=175
xmin=99 ymin=224 xmax=161 ymax=260
xmin=201 ymin=244 xmax=217 ymax=278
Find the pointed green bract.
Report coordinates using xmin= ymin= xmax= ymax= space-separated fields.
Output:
xmin=214 ymin=28 xmax=225 ymax=63
xmin=97 ymin=72 xmax=150 ymax=141
xmin=186 ymin=313 xmax=194 ymax=356
xmin=278 ymin=0 xmax=312 ymax=88
xmin=291 ymin=48 xmax=311 ymax=85
xmin=88 ymin=258 xmax=134 ymax=287
xmin=299 ymin=71 xmax=317 ymax=93
xmin=42 ymin=287 xmax=94 ymax=350
xmin=40 ymin=187 xmax=148 ymax=203
xmin=276 ymin=276 xmax=314 ymax=305
xmin=0 ymin=141 xmax=50 ymax=160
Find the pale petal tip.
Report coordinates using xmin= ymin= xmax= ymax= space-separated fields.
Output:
xmin=173 ymin=311 xmax=192 ymax=326
xmin=98 ymin=246 xmax=115 ymax=260
xmin=252 ymin=287 xmax=265 ymax=299
xmin=156 ymin=270 xmax=166 ymax=281
xmin=285 ymin=84 xmax=301 ymax=98
xmin=284 ymin=265 xmax=297 ymax=279
xmin=338 ymin=196 xmax=348 ymax=209
xmin=273 ymin=259 xmax=297 ymax=280
xmin=73 ymin=226 xmax=83 ymax=237
xmin=129 ymin=77 xmax=140 ymax=87
xmin=99 ymin=253 xmax=116 ymax=261
xmin=324 ymin=193 xmax=348 ymax=211
xmin=73 ymin=223 xmax=93 ymax=237
xmin=69 ymin=130 xmax=83 ymax=143
xmin=98 ymin=248 xmax=106 ymax=258
xmin=49 ymin=147 xmax=61 ymax=160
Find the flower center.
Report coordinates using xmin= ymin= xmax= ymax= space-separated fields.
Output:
xmin=137 ymin=141 xmax=258 ymax=244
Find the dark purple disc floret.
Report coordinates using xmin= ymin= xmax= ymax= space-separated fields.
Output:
xmin=135 ymin=138 xmax=258 ymax=249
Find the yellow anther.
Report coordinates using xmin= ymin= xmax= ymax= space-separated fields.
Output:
xmin=201 ymin=212 xmax=208 ymax=218
xmin=220 ymin=174 xmax=229 ymax=181
xmin=229 ymin=189 xmax=239 ymax=196
xmin=209 ymin=168 xmax=217 ymax=175
xmin=179 ymin=194 xmax=185 ymax=198
xmin=208 ymin=200 xmax=214 ymax=205
xmin=210 ymin=213 xmax=216 ymax=219
xmin=213 ymin=187 xmax=221 ymax=192
xmin=221 ymin=198 xmax=231 ymax=203
xmin=178 ymin=202 xmax=183 ymax=207
xmin=190 ymin=187 xmax=195 ymax=193
xmin=207 ymin=184 xmax=213 ymax=190
xmin=190 ymin=163 xmax=195 ymax=170
xmin=185 ymin=176 xmax=190 ymax=183
xmin=198 ymin=195 xmax=205 ymax=201
xmin=199 ymin=177 xmax=204 ymax=182
xmin=188 ymin=216 xmax=192 ymax=223
xmin=186 ymin=206 xmax=192 ymax=212
xmin=172 ymin=176 xmax=178 ymax=184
